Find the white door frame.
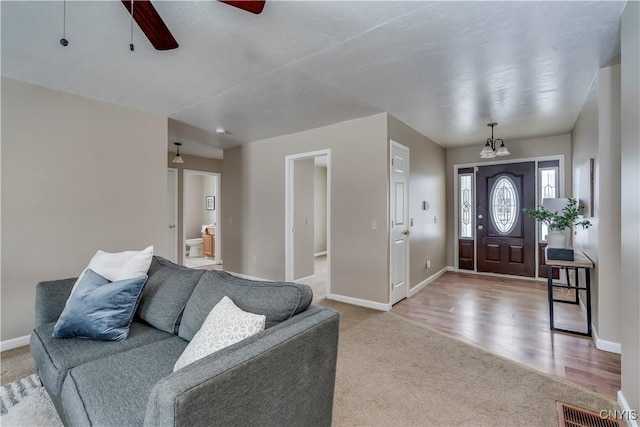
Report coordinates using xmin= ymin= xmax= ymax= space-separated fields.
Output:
xmin=452 ymin=154 xmax=565 ymax=278
xmin=167 ymin=168 xmax=179 ymax=263
xmin=389 ymin=140 xmax=410 ymax=304
xmin=182 ymin=169 xmax=222 ymax=264
xmin=284 ymin=150 xmax=331 ymax=295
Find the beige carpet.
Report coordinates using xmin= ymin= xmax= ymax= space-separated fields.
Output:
xmin=1 ymin=300 xmax=617 ymax=426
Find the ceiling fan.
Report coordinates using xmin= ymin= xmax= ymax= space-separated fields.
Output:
xmin=120 ymin=0 xmax=266 ymax=51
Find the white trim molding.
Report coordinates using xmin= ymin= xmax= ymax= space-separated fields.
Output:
xmin=449 ymin=267 xmax=546 ymax=283
xmin=408 ymin=267 xmax=448 ymax=297
xmin=591 ymin=324 xmax=622 ymax=354
xmin=1 ymin=334 xmax=30 ymax=352
xmin=327 ymin=293 xmax=391 ymax=312
xmin=617 ymin=391 xmax=639 ymax=427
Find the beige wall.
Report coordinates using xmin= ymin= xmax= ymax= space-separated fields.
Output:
xmin=572 ymin=65 xmax=621 ymax=345
xmin=314 ymin=166 xmax=328 ymax=254
xmin=620 ymin=0 xmax=640 ymax=413
xmin=571 ymin=81 xmax=602 ymax=332
xmin=222 ymin=113 xmax=390 ymax=304
xmin=293 ymin=158 xmax=315 ymax=279
xmin=1 ymin=78 xmax=168 ymax=341
xmin=202 ymin=175 xmax=217 ymax=226
xmin=167 ymin=153 xmax=223 ymax=264
xmin=445 ymin=134 xmax=572 ymax=267
xmin=387 ymin=115 xmax=447 ymax=288
xmin=184 ymin=174 xmax=205 ymax=240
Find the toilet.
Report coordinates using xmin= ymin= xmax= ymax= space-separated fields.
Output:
xmin=185 ymin=238 xmax=203 ymax=257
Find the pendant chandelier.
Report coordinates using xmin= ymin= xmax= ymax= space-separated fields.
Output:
xmin=480 ymin=122 xmax=510 ymax=159
xmin=172 ymin=142 xmax=184 ymax=164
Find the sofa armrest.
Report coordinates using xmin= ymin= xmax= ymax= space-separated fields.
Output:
xmin=35 ymin=278 xmax=76 ymax=327
xmin=144 ymin=306 xmax=340 ymax=427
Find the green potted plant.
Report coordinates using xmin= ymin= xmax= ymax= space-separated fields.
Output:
xmin=522 ymin=198 xmax=591 ymax=259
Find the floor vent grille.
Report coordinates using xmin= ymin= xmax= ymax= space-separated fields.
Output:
xmin=557 ymin=402 xmax=624 ymax=427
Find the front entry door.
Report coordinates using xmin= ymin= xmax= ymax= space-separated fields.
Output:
xmin=476 ymin=162 xmax=535 ymax=277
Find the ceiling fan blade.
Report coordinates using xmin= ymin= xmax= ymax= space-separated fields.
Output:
xmin=219 ymin=1 xmax=266 ymax=15
xmin=120 ymin=0 xmax=178 ymax=50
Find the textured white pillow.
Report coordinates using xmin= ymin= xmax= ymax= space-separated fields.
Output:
xmin=70 ymin=246 xmax=154 ymax=296
xmin=173 ymin=296 xmax=266 ymax=371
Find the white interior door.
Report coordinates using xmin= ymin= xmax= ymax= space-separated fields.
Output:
xmin=390 ymin=141 xmax=410 ymax=305
xmin=167 ymin=168 xmax=178 ymax=263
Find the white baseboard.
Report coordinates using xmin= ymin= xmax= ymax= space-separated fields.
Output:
xmin=591 ymin=324 xmax=622 ymax=354
xmin=408 ymin=267 xmax=448 ymax=297
xmin=617 ymin=391 xmax=639 ymax=427
xmin=1 ymin=335 xmax=30 ymax=352
xmin=327 ymin=293 xmax=391 ymax=311
xmin=448 ymin=267 xmax=546 ymax=282
xmin=314 ymin=251 xmax=327 ymax=257
xmin=293 ymin=274 xmax=315 ymax=283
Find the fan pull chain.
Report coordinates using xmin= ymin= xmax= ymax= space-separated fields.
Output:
xmin=129 ymin=0 xmax=135 ymax=51
xmin=59 ymin=0 xmax=68 ymax=46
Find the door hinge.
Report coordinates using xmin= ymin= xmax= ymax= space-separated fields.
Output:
xmin=391 ymin=158 xmax=394 ymax=166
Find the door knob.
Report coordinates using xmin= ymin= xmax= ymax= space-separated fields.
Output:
xmin=169 ymin=224 xmax=176 ymax=229
xmin=402 ymin=229 xmax=410 ymax=236
xmin=477 ymin=225 xmax=484 ymax=230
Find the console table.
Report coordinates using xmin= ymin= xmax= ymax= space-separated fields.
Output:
xmin=545 ymin=248 xmax=594 ymax=337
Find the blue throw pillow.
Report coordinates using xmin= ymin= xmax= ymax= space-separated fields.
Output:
xmin=52 ymin=269 xmax=148 ymax=341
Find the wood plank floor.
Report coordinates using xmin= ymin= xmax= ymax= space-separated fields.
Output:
xmin=392 ymin=272 xmax=621 ymax=398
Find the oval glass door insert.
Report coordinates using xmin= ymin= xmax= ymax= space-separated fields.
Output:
xmin=490 ymin=176 xmax=519 ymax=234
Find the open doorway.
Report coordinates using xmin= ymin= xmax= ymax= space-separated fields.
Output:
xmin=285 ymin=150 xmax=331 ymax=303
xmin=182 ymin=170 xmax=221 ymax=268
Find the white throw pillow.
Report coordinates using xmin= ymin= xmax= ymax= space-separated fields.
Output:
xmin=70 ymin=246 xmax=154 ymax=296
xmin=173 ymin=296 xmax=266 ymax=371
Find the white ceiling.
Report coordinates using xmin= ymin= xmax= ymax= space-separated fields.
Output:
xmin=1 ymin=1 xmax=625 ymax=157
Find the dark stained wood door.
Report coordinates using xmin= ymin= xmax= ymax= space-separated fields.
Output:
xmin=476 ymin=162 xmax=536 ymax=277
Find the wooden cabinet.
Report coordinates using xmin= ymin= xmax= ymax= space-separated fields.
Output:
xmin=203 ymin=228 xmax=215 ymax=258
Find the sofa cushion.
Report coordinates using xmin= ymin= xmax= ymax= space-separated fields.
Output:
xmin=178 ymin=271 xmax=312 ymax=341
xmin=70 ymin=245 xmax=154 ymax=297
xmin=61 ymin=336 xmax=188 ymax=427
xmin=31 ymin=321 xmax=173 ymax=396
xmin=52 ymin=269 xmax=148 ymax=341
xmin=173 ymin=296 xmax=266 ymax=371
xmin=136 ymin=256 xmax=205 ymax=334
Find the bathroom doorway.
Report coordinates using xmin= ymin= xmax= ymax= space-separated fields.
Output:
xmin=182 ymin=170 xmax=221 ymax=268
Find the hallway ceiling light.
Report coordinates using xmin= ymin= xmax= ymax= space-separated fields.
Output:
xmin=172 ymin=142 xmax=184 ymax=164
xmin=480 ymin=123 xmax=510 ymax=159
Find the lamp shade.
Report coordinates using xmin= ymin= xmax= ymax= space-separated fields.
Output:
xmin=495 ymin=144 xmax=510 ymax=156
xmin=480 ymin=144 xmax=495 ymax=158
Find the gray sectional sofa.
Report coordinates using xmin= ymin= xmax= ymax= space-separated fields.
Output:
xmin=30 ymin=256 xmax=340 ymax=426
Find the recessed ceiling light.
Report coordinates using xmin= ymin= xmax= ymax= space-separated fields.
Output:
xmin=215 ymin=127 xmax=227 ymax=134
